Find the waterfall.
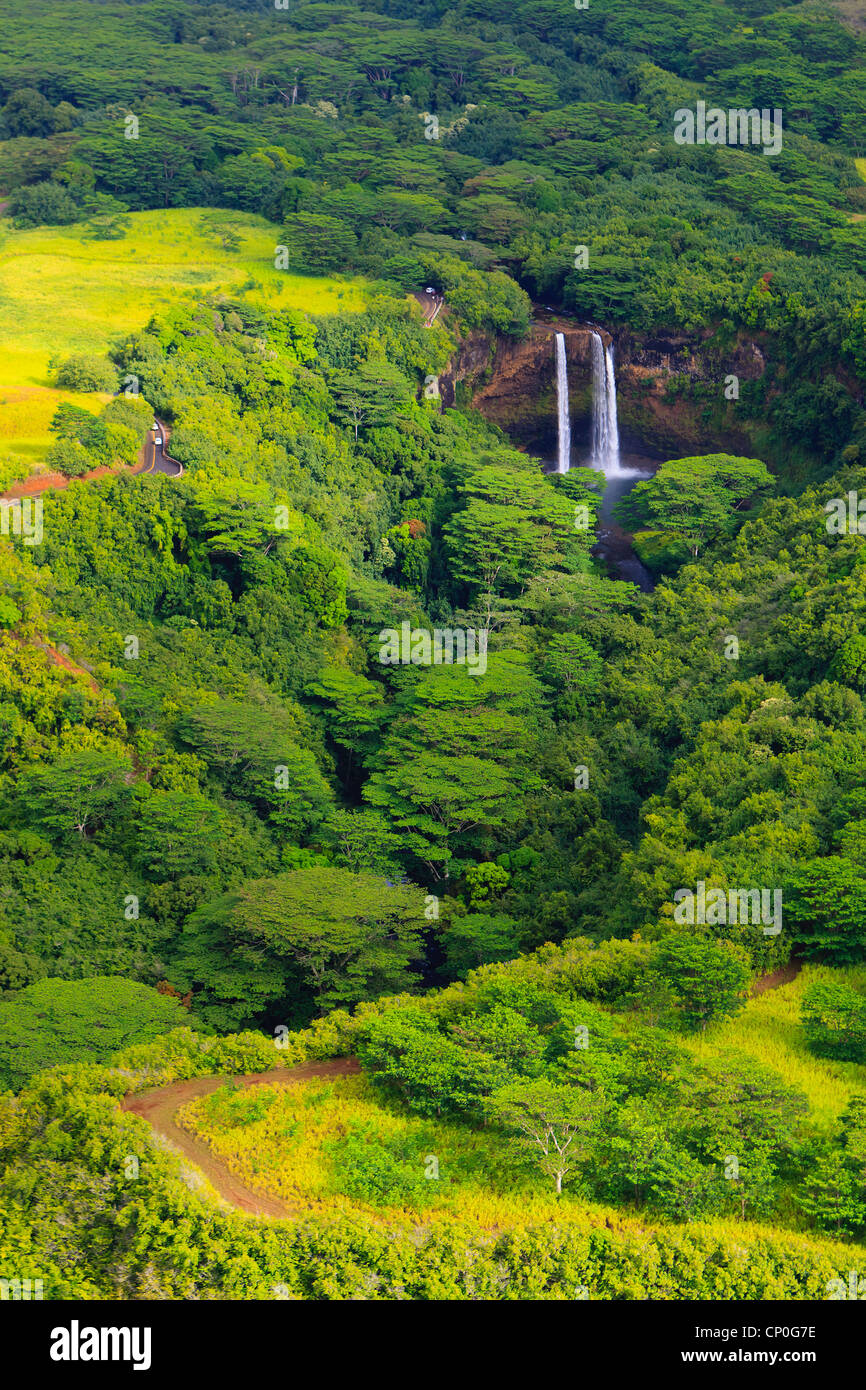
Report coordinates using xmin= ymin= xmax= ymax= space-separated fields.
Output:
xmin=554 ymin=332 xmax=571 ymax=473
xmin=590 ymin=329 xmax=622 ymax=475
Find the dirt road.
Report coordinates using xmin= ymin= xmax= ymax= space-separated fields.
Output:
xmin=121 ymin=1058 xmax=360 ymax=1218
xmin=750 ymin=957 xmax=802 ymax=996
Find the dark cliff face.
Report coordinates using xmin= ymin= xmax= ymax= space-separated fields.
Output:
xmin=612 ymin=327 xmax=765 ymax=457
xmin=440 ymin=321 xmax=596 ymax=456
xmin=441 ymin=317 xmax=766 ymax=461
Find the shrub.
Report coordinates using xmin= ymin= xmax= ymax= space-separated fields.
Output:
xmin=802 ymin=981 xmax=866 ymax=1062
xmin=11 ymin=181 xmax=79 ymax=227
xmin=45 ymin=437 xmax=91 ymax=477
xmin=52 ymin=353 xmax=118 ymax=393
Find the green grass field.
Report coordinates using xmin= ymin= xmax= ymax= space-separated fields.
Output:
xmin=181 ymin=1072 xmax=589 ymax=1229
xmin=681 ymin=963 xmax=866 ymax=1128
xmin=175 ymin=963 xmax=866 ymax=1249
xmin=0 ymin=207 xmax=366 ymax=469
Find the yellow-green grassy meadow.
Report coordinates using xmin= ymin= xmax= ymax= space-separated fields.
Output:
xmin=0 ymin=207 xmax=366 ymax=468
xmin=679 ymin=963 xmax=866 ymax=1128
xmin=180 ymin=1071 xmax=631 ymax=1231
xmin=178 ymin=964 xmax=866 ymax=1245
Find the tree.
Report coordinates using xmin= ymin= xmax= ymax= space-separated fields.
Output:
xmin=45 ymin=437 xmax=91 ymax=478
xmin=279 ymin=542 xmax=347 ymax=628
xmin=178 ymin=700 xmax=310 ymax=789
xmin=178 ymin=701 xmax=333 ymax=840
xmin=643 ymin=934 xmax=750 ymax=1031
xmin=358 ymin=1005 xmax=495 ymax=1118
xmin=82 ymin=210 xmax=132 ymax=241
xmin=175 ymin=868 xmax=425 ymax=1022
xmin=565 ymin=253 xmax=641 ymax=318
xmin=10 ymin=180 xmax=79 ymax=227
xmin=802 ymin=981 xmax=866 ymax=1062
xmin=0 ymin=978 xmax=194 ymax=1089
xmin=198 ymin=213 xmax=244 ymax=252
xmin=829 ymin=635 xmax=866 ymax=692
xmin=488 ymin=1079 xmax=597 ymax=1195
xmin=363 ymin=653 xmax=544 ymax=878
xmin=793 ymin=1139 xmax=865 ymax=1236
xmin=100 ymin=394 xmax=153 ymax=438
xmin=282 ymin=213 xmax=357 ymax=273
xmin=451 ymin=1004 xmax=545 ymax=1076
xmin=541 ymin=633 xmax=604 ymax=713
xmin=15 ymin=750 xmax=132 ymax=839
xmin=322 ymin=808 xmax=400 ymax=876
xmin=595 ymin=1095 xmax=711 ymax=1215
xmin=2 ymin=88 xmax=56 ymax=138
xmin=134 ymin=790 xmax=225 ymax=880
xmin=462 ymin=862 xmax=510 ymax=908
xmin=188 ymin=481 xmax=289 ymax=563
xmin=443 ymin=457 xmax=576 ymax=612
xmin=260 ymin=743 xmax=335 ymax=843
xmin=441 ymin=911 xmax=520 ymax=977
xmin=305 ymin=667 xmax=387 ymax=759
xmin=48 ymin=402 xmax=117 ymax=466
xmin=785 ymin=858 xmax=866 ymax=962
xmin=50 ymin=402 xmax=100 ymax=441
xmin=420 ymin=252 xmax=530 ymax=336
xmin=330 ymin=360 xmax=414 ymax=442
xmin=615 ymin=455 xmax=774 ymax=557
xmin=685 ymin=1057 xmax=807 ymax=1219
xmin=52 ymin=354 xmax=117 ymax=393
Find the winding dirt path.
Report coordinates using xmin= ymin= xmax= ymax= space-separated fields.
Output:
xmin=120 ymin=961 xmax=804 ymax=1219
xmin=750 ymin=957 xmax=802 ymax=996
xmin=121 ymin=1058 xmax=360 ymax=1218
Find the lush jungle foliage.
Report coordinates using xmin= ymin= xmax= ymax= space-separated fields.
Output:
xmin=0 ymin=0 xmax=865 ymax=1301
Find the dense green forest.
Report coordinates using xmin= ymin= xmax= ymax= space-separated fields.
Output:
xmin=0 ymin=0 xmax=865 ymax=1304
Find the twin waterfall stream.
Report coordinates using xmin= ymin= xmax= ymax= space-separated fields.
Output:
xmin=553 ymin=328 xmax=655 ymax=591
xmin=555 ymin=328 xmax=621 ymax=476
xmin=554 ymin=332 xmax=572 ymax=475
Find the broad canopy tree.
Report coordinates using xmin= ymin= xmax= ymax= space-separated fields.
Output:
xmin=172 ymin=866 xmax=426 ymax=1027
xmin=615 ymin=454 xmax=774 ymax=557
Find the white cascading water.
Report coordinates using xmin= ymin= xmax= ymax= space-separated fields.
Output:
xmin=554 ymin=332 xmax=571 ymax=473
xmin=590 ymin=329 xmax=622 ymax=475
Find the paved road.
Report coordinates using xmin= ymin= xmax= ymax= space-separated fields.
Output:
xmin=121 ymin=1057 xmax=360 ymax=1218
xmin=1 ymin=416 xmax=182 ymax=501
xmin=414 ymin=289 xmax=444 ymax=327
xmin=139 ymin=416 xmax=183 ymax=476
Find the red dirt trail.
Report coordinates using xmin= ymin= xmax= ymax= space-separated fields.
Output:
xmin=121 ymin=1058 xmax=361 ymax=1218
xmin=34 ymin=636 xmax=101 ymax=694
xmin=120 ymin=962 xmax=802 ymax=1219
xmin=750 ymin=957 xmax=802 ymax=996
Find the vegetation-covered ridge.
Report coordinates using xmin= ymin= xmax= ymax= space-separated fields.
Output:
xmin=0 ymin=0 xmax=865 ymax=1303
xmin=1 ymin=945 xmax=864 ymax=1301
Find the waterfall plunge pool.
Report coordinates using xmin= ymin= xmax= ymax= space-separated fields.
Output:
xmin=546 ymin=326 xmax=657 ymax=591
xmin=589 ymin=455 xmax=658 ymax=593
xmin=543 ymin=447 xmax=658 ymax=593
